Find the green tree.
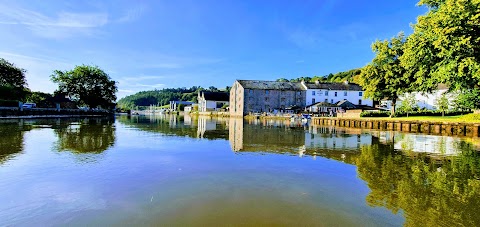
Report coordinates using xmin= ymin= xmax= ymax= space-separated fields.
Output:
xmin=51 ymin=65 xmax=117 ymax=109
xmin=435 ymin=93 xmax=450 ymax=116
xmin=399 ymin=93 xmax=418 ymax=117
xmin=453 ymin=89 xmax=480 ymax=111
xmin=0 ymin=58 xmax=28 ymax=100
xmin=401 ymin=0 xmax=480 ymax=99
xmin=359 ymin=33 xmax=411 ymax=117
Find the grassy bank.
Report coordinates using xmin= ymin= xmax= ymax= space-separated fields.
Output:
xmin=359 ymin=114 xmax=480 ymax=123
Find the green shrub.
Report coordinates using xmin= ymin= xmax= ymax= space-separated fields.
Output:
xmin=0 ymin=99 xmax=19 ymax=107
xmin=360 ymin=111 xmax=390 ymax=117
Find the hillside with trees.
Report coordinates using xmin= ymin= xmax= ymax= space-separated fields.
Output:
xmin=276 ymin=68 xmax=362 ymax=84
xmin=117 ymin=86 xmax=227 ymax=110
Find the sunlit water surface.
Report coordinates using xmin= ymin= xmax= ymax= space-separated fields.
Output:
xmin=1 ymin=115 xmax=480 ymax=226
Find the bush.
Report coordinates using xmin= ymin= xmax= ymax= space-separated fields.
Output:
xmin=360 ymin=110 xmax=472 ymax=118
xmin=360 ymin=111 xmax=390 ymax=117
xmin=0 ymin=99 xmax=19 ymax=107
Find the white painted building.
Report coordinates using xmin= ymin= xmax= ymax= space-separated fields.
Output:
xmin=301 ymin=81 xmax=373 ymax=107
xmin=198 ymin=91 xmax=229 ymax=112
xmin=381 ymin=85 xmax=456 ymax=110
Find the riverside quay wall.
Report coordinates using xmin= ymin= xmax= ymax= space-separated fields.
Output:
xmin=312 ymin=117 xmax=480 ymax=137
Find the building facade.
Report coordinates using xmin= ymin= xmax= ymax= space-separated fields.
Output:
xmin=301 ymin=81 xmax=373 ymax=107
xmin=230 ymin=80 xmax=306 ymax=116
xmin=198 ymin=91 xmax=229 ymax=112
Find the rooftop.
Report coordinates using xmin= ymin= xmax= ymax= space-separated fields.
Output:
xmin=303 ymin=82 xmax=363 ymax=91
xmin=237 ymin=80 xmax=305 ymax=91
xmin=200 ymin=91 xmax=229 ymax=101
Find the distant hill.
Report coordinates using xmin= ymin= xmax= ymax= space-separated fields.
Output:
xmin=117 ymin=86 xmax=228 ymax=110
xmin=277 ymin=68 xmax=362 ymax=84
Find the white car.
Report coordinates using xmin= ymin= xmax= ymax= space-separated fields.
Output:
xmin=22 ymin=103 xmax=36 ymax=109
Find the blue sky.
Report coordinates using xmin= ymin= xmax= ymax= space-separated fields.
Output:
xmin=0 ymin=0 xmax=426 ymax=98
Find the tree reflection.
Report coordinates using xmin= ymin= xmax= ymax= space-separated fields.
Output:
xmin=0 ymin=123 xmax=29 ymax=164
xmin=356 ymin=140 xmax=480 ymax=226
xmin=54 ymin=118 xmax=115 ymax=154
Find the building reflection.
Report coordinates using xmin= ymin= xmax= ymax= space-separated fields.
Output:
xmin=229 ymin=118 xmax=373 ymax=162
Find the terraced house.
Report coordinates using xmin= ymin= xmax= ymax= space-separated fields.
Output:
xmin=230 ymin=79 xmax=373 ymax=116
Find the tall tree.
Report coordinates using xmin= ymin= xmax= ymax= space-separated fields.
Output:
xmin=0 ymin=58 xmax=28 ymax=100
xmin=359 ymin=33 xmax=411 ymax=117
xmin=401 ymin=0 xmax=480 ymax=98
xmin=435 ymin=93 xmax=450 ymax=116
xmin=51 ymin=65 xmax=117 ymax=109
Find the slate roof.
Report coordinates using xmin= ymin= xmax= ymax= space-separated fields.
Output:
xmin=305 ymin=102 xmax=337 ymax=108
xmin=237 ymin=80 xmax=305 ymax=91
xmin=303 ymin=82 xmax=363 ymax=91
xmin=201 ymin=91 xmax=229 ymax=101
xmin=336 ymin=100 xmax=357 ymax=109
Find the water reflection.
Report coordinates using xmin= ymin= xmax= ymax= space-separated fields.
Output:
xmin=53 ymin=118 xmax=116 ymax=153
xmin=118 ymin=115 xmax=229 ymax=140
xmin=229 ymin=118 xmax=372 ymax=163
xmin=356 ymin=141 xmax=480 ymax=227
xmin=0 ymin=120 xmax=31 ymax=164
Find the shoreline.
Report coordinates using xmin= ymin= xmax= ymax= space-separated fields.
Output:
xmin=0 ymin=114 xmax=111 ymax=119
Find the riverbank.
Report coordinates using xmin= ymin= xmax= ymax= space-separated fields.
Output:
xmin=0 ymin=108 xmax=112 ymax=119
xmin=312 ymin=116 xmax=480 ymax=137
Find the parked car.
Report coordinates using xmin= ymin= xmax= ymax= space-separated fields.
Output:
xmin=22 ymin=103 xmax=36 ymax=109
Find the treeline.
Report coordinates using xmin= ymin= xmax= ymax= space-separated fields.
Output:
xmin=357 ymin=0 xmax=480 ymax=116
xmin=277 ymin=68 xmax=361 ymax=83
xmin=117 ymin=86 xmax=228 ymax=110
xmin=0 ymin=58 xmax=117 ymax=109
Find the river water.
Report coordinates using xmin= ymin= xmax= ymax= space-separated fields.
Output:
xmin=1 ymin=115 xmax=479 ymax=226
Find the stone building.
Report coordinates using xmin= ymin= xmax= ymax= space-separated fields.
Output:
xmin=230 ymin=80 xmax=306 ymax=116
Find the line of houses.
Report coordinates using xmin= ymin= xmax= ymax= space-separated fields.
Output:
xmin=171 ymin=79 xmax=451 ymax=116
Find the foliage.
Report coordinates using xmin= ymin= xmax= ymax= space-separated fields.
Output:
xmin=0 ymin=99 xmax=19 ymax=107
xmin=0 ymin=58 xmax=28 ymax=101
xmin=277 ymin=69 xmax=362 ymax=84
xmin=51 ymin=65 xmax=117 ymax=109
xmin=360 ymin=111 xmax=390 ymax=117
xmin=398 ymin=93 xmax=418 ymax=117
xmin=359 ymin=33 xmax=411 ymax=117
xmin=177 ymin=103 xmax=185 ymax=111
xmin=361 ymin=109 xmax=471 ymax=118
xmin=435 ymin=93 xmax=450 ymax=116
xmin=0 ymin=58 xmax=27 ymax=88
xmin=25 ymin=91 xmax=54 ymax=108
xmin=453 ymin=89 xmax=480 ymax=111
xmin=117 ymin=86 xmax=202 ymax=110
xmin=401 ymin=0 xmax=480 ymax=97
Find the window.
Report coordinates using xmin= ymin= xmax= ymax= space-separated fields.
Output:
xmin=312 ymin=98 xmax=316 ymax=104
xmin=334 ymin=92 xmax=337 ymax=97
xmin=265 ymin=90 xmax=269 ymax=95
xmin=331 ymin=99 xmax=333 ymax=103
xmin=325 ymin=91 xmax=329 ymax=96
xmin=344 ymin=91 xmax=347 ymax=96
xmin=265 ymin=97 xmax=269 ymax=101
xmin=359 ymin=91 xmax=362 ymax=96
xmin=325 ymin=99 xmax=328 ymax=103
xmin=312 ymin=91 xmax=315 ymax=95
xmin=250 ymin=89 xmax=253 ymax=94
xmin=359 ymin=99 xmax=362 ymax=105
